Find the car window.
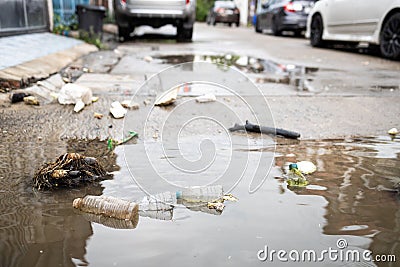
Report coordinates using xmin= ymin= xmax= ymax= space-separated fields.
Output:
xmin=215 ymin=1 xmax=236 ymax=8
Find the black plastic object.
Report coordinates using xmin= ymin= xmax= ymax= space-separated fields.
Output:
xmin=229 ymin=120 xmax=301 ymax=139
xmin=76 ymin=4 xmax=106 ymax=35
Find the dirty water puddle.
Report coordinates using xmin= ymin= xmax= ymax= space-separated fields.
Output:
xmin=0 ymin=136 xmax=399 ymax=266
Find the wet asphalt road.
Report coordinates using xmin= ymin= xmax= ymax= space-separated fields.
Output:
xmin=1 ymin=22 xmax=400 ymax=140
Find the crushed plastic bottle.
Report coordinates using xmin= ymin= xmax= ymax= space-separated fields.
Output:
xmin=139 ymin=191 xmax=176 ymax=211
xmin=73 ymin=195 xmax=139 ymax=221
xmin=287 ymin=163 xmax=309 ymax=187
xmin=176 ymin=185 xmax=224 ymax=203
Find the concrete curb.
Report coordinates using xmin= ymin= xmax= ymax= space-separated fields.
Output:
xmin=0 ymin=43 xmax=98 ymax=90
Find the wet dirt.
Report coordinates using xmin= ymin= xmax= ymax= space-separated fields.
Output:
xmin=0 ymin=134 xmax=399 ymax=266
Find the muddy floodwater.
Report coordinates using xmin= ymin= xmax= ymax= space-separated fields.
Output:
xmin=0 ymin=134 xmax=399 ymax=267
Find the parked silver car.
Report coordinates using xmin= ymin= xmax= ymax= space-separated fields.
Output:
xmin=305 ymin=0 xmax=400 ymax=60
xmin=113 ymin=0 xmax=196 ymax=42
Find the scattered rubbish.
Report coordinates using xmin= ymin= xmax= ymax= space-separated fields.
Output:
xmin=10 ymin=92 xmax=30 ymax=103
xmin=155 ymin=88 xmax=178 ymax=106
xmin=110 ymin=101 xmax=127 ymax=119
xmin=143 ymin=55 xmax=153 ymax=63
xmin=92 ymin=96 xmax=99 ymax=103
xmin=143 ymin=99 xmax=151 ymax=106
xmin=296 ymin=161 xmax=317 ymax=174
xmin=73 ymin=195 xmax=139 ymax=221
xmin=61 ymin=65 xmax=88 ymax=83
xmin=33 ymin=153 xmax=107 ymax=190
xmin=229 ymin=120 xmax=301 ymax=139
xmin=176 ymin=185 xmax=224 ymax=203
xmin=121 ymin=100 xmax=140 ymax=110
xmin=195 ymin=93 xmax=217 ymax=103
xmin=94 ymin=112 xmax=103 ymax=119
xmin=286 ymin=163 xmax=309 ymax=187
xmin=23 ymin=96 xmax=39 ymax=106
xmin=82 ymin=212 xmax=139 ymax=229
xmin=153 ymin=131 xmax=159 ymax=140
xmin=207 ymin=202 xmax=225 ymax=212
xmin=107 ymin=131 xmax=138 ymax=150
xmin=388 ymin=128 xmax=398 ymax=137
xmin=58 ymin=83 xmax=93 ymax=112
xmin=139 ymin=191 xmax=176 ymax=211
xmin=73 ymin=100 xmax=85 ymax=112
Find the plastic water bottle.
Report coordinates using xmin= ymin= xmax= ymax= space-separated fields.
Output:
xmin=73 ymin=195 xmax=139 ymax=221
xmin=139 ymin=191 xmax=176 ymax=211
xmin=176 ymin=185 xmax=224 ymax=203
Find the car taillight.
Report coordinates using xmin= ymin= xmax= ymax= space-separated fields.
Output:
xmin=234 ymin=8 xmax=239 ymax=14
xmin=186 ymin=0 xmax=190 ymax=4
xmin=284 ymin=2 xmax=302 ymax=12
xmin=217 ymin=8 xmax=225 ymax=13
xmin=121 ymin=0 xmax=126 ymax=3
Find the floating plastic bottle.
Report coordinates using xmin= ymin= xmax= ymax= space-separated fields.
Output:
xmin=176 ymin=185 xmax=224 ymax=203
xmin=73 ymin=195 xmax=139 ymax=221
xmin=286 ymin=163 xmax=309 ymax=187
xmin=139 ymin=191 xmax=176 ymax=211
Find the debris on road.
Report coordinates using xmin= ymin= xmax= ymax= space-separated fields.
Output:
xmin=11 ymin=93 xmax=30 ymax=103
xmin=92 ymin=96 xmax=99 ymax=103
xmin=110 ymin=101 xmax=127 ymax=118
xmin=286 ymin=163 xmax=309 ymax=187
xmin=143 ymin=55 xmax=153 ymax=63
xmin=121 ymin=100 xmax=140 ymax=110
xmin=107 ymin=130 xmax=138 ymax=150
xmin=58 ymin=83 xmax=93 ymax=112
xmin=388 ymin=128 xmax=398 ymax=138
xmin=195 ymin=93 xmax=217 ymax=103
xmin=155 ymin=88 xmax=179 ymax=106
xmin=23 ymin=96 xmax=39 ymax=106
xmin=33 ymin=153 xmax=107 ymax=190
xmin=73 ymin=195 xmax=139 ymax=222
xmin=229 ymin=120 xmax=301 ymax=139
xmin=296 ymin=161 xmax=317 ymax=174
xmin=94 ymin=112 xmax=104 ymax=119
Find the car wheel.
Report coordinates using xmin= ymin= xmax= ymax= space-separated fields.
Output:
xmin=271 ymin=17 xmax=281 ymax=36
xmin=310 ymin=14 xmax=325 ymax=47
xmin=177 ymin=25 xmax=193 ymax=42
xmin=212 ymin=17 xmax=217 ymax=26
xmin=236 ymin=22 xmax=240 ymax=27
xmin=229 ymin=23 xmax=232 ymax=27
xmin=380 ymin=13 xmax=400 ymax=60
xmin=118 ymin=25 xmax=132 ymax=42
xmin=255 ymin=18 xmax=262 ymax=33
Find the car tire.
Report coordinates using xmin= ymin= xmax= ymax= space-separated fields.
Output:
xmin=379 ymin=13 xmax=400 ymax=60
xmin=177 ymin=25 xmax=193 ymax=42
xmin=236 ymin=21 xmax=240 ymax=27
xmin=255 ymin=18 xmax=262 ymax=33
xmin=118 ymin=25 xmax=131 ymax=42
xmin=310 ymin=14 xmax=325 ymax=47
xmin=271 ymin=17 xmax=281 ymax=36
xmin=229 ymin=23 xmax=232 ymax=27
xmin=212 ymin=17 xmax=217 ymax=26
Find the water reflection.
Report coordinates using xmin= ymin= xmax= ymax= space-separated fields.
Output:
xmin=275 ymin=136 xmax=400 ymax=265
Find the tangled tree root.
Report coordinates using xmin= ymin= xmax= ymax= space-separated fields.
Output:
xmin=33 ymin=153 xmax=107 ymax=190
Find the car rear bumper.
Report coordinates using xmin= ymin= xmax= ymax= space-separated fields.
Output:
xmin=115 ymin=6 xmax=195 ymax=28
xmin=215 ymin=14 xmax=240 ymax=23
xmin=280 ymin=15 xmax=307 ymax=30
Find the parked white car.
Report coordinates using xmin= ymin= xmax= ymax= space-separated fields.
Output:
xmin=305 ymin=0 xmax=400 ymax=60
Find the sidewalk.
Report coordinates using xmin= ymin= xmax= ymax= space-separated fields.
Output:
xmin=0 ymin=32 xmax=97 ymax=90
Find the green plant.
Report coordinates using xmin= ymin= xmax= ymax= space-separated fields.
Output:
xmin=53 ymin=14 xmax=78 ymax=34
xmin=196 ymin=0 xmax=213 ymax=22
xmin=79 ymin=28 xmax=107 ymax=49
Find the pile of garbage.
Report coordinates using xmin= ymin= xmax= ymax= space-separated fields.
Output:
xmin=33 ymin=153 xmax=107 ymax=190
